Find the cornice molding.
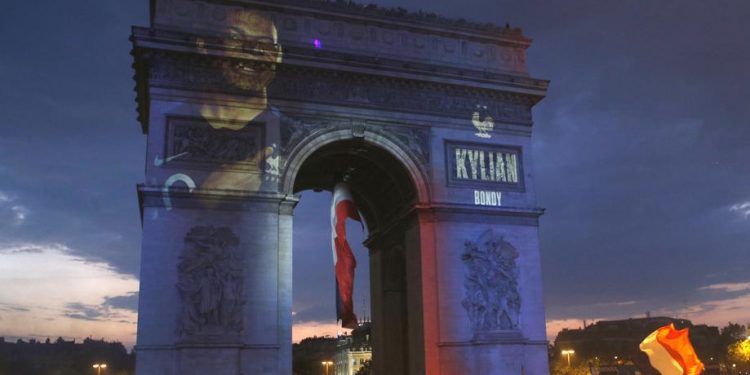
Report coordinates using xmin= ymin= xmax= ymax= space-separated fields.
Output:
xmin=153 ymin=0 xmax=529 ymax=43
xmin=237 ymin=0 xmax=526 ymax=38
xmin=131 ymin=45 xmax=543 ymax=133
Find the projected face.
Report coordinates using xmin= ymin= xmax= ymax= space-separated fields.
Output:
xmin=220 ymin=12 xmax=280 ymax=88
xmin=158 ymin=10 xmax=284 ymax=209
xmin=198 ymin=9 xmax=282 ymax=130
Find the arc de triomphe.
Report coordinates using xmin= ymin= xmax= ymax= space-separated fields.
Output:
xmin=130 ymin=0 xmax=550 ymax=374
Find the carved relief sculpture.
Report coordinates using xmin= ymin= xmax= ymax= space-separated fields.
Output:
xmin=461 ymin=229 xmax=521 ymax=332
xmin=169 ymin=118 xmax=260 ymax=166
xmin=176 ymin=226 xmax=243 ymax=337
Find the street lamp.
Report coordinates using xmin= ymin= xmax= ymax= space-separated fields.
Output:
xmin=321 ymin=360 xmax=333 ymax=375
xmin=92 ymin=363 xmax=107 ymax=375
xmin=561 ymin=349 xmax=575 ymax=366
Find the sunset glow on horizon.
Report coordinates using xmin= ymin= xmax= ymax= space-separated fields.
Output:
xmin=0 ymin=243 xmax=138 ymax=347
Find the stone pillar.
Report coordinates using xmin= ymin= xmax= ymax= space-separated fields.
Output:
xmin=368 ymin=230 xmax=409 ymax=375
xmin=413 ymin=206 xmax=549 ymax=375
xmin=135 ymin=190 xmax=297 ymax=375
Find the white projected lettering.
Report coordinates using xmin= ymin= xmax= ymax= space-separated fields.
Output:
xmin=154 ymin=152 xmax=189 ymax=167
xmin=162 ymin=173 xmax=197 ymax=211
xmin=474 ymin=190 xmax=502 ymax=206
xmin=455 ymin=148 xmax=518 ymax=183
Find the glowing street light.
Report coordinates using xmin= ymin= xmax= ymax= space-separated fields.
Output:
xmin=561 ymin=349 xmax=575 ymax=366
xmin=321 ymin=360 xmax=333 ymax=375
xmin=92 ymin=363 xmax=107 ymax=375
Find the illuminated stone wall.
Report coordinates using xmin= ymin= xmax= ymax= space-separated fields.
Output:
xmin=131 ymin=0 xmax=550 ymax=374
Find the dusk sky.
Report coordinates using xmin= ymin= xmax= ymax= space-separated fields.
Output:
xmin=1 ymin=0 xmax=748 ymax=348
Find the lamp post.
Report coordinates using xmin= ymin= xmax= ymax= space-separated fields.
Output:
xmin=561 ymin=349 xmax=575 ymax=366
xmin=92 ymin=363 xmax=107 ymax=375
xmin=321 ymin=360 xmax=333 ymax=375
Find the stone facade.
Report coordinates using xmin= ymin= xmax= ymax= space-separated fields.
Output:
xmin=130 ymin=0 xmax=549 ymax=374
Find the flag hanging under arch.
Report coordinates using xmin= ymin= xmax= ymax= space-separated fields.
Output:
xmin=331 ymin=182 xmax=363 ymax=329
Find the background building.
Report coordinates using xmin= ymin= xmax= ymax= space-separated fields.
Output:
xmin=335 ymin=322 xmax=372 ymax=375
xmin=552 ymin=317 xmax=721 ymax=373
xmin=292 ymin=336 xmax=337 ymax=375
xmin=0 ymin=337 xmax=134 ymax=375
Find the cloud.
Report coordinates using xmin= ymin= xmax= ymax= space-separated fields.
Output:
xmin=103 ymin=292 xmax=139 ymax=312
xmin=11 ymin=205 xmax=28 ymax=223
xmin=729 ymin=201 xmax=750 ymax=219
xmin=64 ymin=299 xmax=136 ymax=321
xmin=546 ymin=318 xmax=606 ymax=341
xmin=292 ymin=320 xmax=349 ymax=343
xmin=0 ymin=242 xmax=139 ymax=347
xmin=0 ymin=191 xmax=29 ymax=225
xmin=545 ymin=283 xmax=750 ymax=341
xmin=0 ymin=303 xmax=30 ymax=313
xmin=293 ymin=303 xmax=337 ymax=324
xmin=699 ymin=282 xmax=750 ymax=293
xmin=64 ymin=303 xmax=107 ymax=321
xmin=652 ymin=291 xmax=750 ymax=328
xmin=589 ymin=300 xmax=638 ymax=307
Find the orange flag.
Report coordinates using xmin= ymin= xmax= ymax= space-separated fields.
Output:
xmin=639 ymin=323 xmax=704 ymax=375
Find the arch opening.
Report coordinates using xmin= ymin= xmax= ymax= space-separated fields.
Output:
xmin=291 ymin=138 xmax=424 ymax=375
xmin=293 ymin=139 xmax=418 ymax=234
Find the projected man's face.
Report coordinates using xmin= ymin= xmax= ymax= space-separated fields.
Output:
xmin=161 ymin=10 xmax=283 ymax=211
xmin=198 ymin=10 xmax=282 ymax=129
xmin=220 ymin=12 xmax=281 ymax=91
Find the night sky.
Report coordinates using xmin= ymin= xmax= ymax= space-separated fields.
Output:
xmin=1 ymin=0 xmax=748 ymax=347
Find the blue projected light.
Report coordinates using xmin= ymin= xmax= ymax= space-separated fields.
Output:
xmin=313 ymin=39 xmax=322 ymax=49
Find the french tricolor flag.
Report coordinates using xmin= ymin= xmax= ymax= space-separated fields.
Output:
xmin=639 ymin=323 xmax=704 ymax=375
xmin=330 ymin=182 xmax=363 ymax=329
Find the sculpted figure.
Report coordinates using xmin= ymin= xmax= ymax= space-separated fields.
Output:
xmin=176 ymin=226 xmax=243 ymax=337
xmin=461 ymin=229 xmax=520 ymax=332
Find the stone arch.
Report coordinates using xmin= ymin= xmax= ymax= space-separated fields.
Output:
xmin=283 ymin=127 xmax=431 ymax=375
xmin=131 ymin=0 xmax=550 ymax=373
xmin=281 ymin=127 xmax=431 ymax=206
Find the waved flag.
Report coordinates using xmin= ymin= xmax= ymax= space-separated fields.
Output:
xmin=331 ymin=182 xmax=363 ymax=329
xmin=639 ymin=323 xmax=704 ymax=375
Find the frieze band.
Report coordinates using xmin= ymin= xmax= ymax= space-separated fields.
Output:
xmin=140 ymin=51 xmax=533 ymax=125
xmin=280 ymin=115 xmax=431 ymax=166
xmin=152 ymin=0 xmax=530 ymax=74
xmin=270 ymin=67 xmax=532 ymax=125
xmin=166 ymin=117 xmax=263 ymax=170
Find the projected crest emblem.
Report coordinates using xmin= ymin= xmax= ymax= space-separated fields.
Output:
xmin=472 ymin=105 xmax=495 ymax=139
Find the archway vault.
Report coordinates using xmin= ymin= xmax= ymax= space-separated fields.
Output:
xmin=282 ymin=128 xmax=430 ymax=233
